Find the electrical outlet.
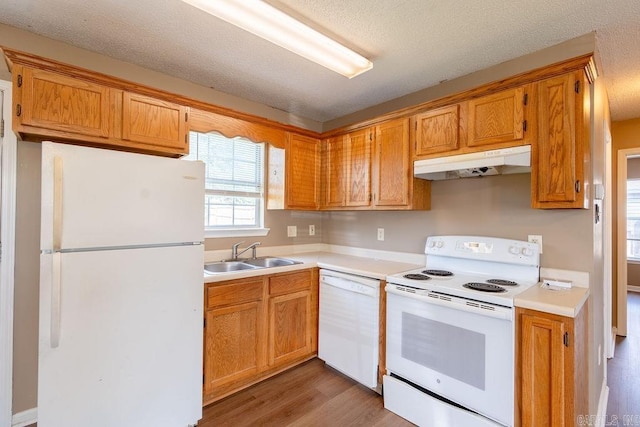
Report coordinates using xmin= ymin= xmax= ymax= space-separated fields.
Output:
xmin=309 ymin=225 xmax=315 ymax=236
xmin=377 ymin=228 xmax=385 ymax=241
xmin=287 ymin=226 xmax=297 ymax=237
xmin=528 ymin=235 xmax=543 ymax=254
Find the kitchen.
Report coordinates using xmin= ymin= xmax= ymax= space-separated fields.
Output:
xmin=0 ymin=0 xmax=637 ymax=426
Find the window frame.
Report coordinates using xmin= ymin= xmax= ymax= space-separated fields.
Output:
xmin=185 ymin=130 xmax=270 ymax=239
xmin=627 ymin=178 xmax=640 ymax=261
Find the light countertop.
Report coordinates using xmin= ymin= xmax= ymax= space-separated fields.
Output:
xmin=203 ymin=251 xmax=421 ymax=284
xmin=514 ymin=283 xmax=589 ymax=318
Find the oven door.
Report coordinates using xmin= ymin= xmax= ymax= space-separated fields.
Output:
xmin=386 ymin=285 xmax=514 ymax=426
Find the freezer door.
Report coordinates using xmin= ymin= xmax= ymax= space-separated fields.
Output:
xmin=41 ymin=142 xmax=204 ymax=250
xmin=38 ymin=246 xmax=203 ymax=427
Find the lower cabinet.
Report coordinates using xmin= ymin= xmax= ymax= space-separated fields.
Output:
xmin=516 ymin=303 xmax=588 ymax=427
xmin=203 ymin=268 xmax=318 ymax=405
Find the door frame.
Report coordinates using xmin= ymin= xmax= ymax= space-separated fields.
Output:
xmin=615 ymin=147 xmax=640 ymax=337
xmin=0 ymin=79 xmax=17 ymax=427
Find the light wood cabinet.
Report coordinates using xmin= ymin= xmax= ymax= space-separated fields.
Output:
xmin=10 ymin=64 xmax=190 ymax=157
xmin=203 ymin=268 xmax=318 ymax=405
xmin=516 ymin=304 xmax=588 ymax=427
xmin=121 ymin=92 xmax=188 ymax=153
xmin=467 ymin=86 xmax=528 ymax=147
xmin=414 ymin=104 xmax=463 ymax=156
xmin=15 ymin=66 xmax=111 ymax=138
xmin=320 ymin=118 xmax=429 ymax=210
xmin=531 ymin=71 xmax=590 ymax=209
xmin=373 ymin=118 xmax=430 ymax=209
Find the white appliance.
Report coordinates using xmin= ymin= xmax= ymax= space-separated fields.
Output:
xmin=413 ymin=145 xmax=531 ymax=180
xmin=318 ymin=269 xmax=380 ymax=389
xmin=38 ymin=142 xmax=205 ymax=427
xmin=384 ymin=235 xmax=540 ymax=427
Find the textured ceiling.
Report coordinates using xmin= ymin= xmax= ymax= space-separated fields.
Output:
xmin=1 ymin=0 xmax=639 ymax=123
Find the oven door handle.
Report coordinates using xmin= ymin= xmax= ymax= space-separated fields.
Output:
xmin=385 ymin=285 xmax=513 ymax=321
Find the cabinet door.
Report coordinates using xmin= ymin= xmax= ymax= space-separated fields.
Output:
xmin=203 ymin=301 xmax=264 ymax=397
xmin=467 ymin=87 xmax=526 ymax=147
xmin=19 ymin=67 xmax=110 ymax=138
xmin=323 ymin=136 xmax=346 ymax=207
xmin=519 ymin=312 xmax=566 ymax=427
xmin=122 ymin=92 xmax=188 ymax=153
xmin=414 ymin=105 xmax=460 ymax=156
xmin=286 ymin=133 xmax=321 ymax=209
xmin=532 ymin=72 xmax=589 ymax=209
xmin=346 ymin=129 xmax=372 ymax=207
xmin=373 ymin=118 xmax=410 ymax=207
xmin=268 ymin=290 xmax=313 ymax=367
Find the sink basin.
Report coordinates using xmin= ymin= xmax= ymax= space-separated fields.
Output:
xmin=204 ymin=261 xmax=258 ymax=273
xmin=242 ymin=257 xmax=302 ymax=268
xmin=204 ymin=257 xmax=302 ymax=274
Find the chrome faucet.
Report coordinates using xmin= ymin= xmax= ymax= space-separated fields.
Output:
xmin=231 ymin=241 xmax=261 ymax=260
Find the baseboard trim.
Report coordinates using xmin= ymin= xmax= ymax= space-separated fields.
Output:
xmin=628 ymin=285 xmax=640 ymax=293
xmin=11 ymin=408 xmax=37 ymax=427
xmin=595 ymin=382 xmax=609 ymax=427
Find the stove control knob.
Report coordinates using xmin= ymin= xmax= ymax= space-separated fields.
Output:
xmin=521 ymin=247 xmax=533 ymax=257
xmin=427 ymin=240 xmax=436 ymax=248
xmin=436 ymin=241 xmax=444 ymax=249
xmin=509 ymin=246 xmax=520 ymax=255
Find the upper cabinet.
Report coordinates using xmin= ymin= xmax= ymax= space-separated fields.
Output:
xmin=15 ymin=66 xmax=112 ymax=139
xmin=11 ymin=63 xmax=189 ymax=157
xmin=413 ymin=85 xmax=533 ymax=160
xmin=467 ymin=86 xmax=529 ymax=147
xmin=320 ymin=118 xmax=430 ymax=211
xmin=414 ymin=104 xmax=463 ymax=156
xmin=268 ymin=132 xmax=321 ymax=210
xmin=121 ymin=92 xmax=188 ymax=153
xmin=531 ymin=71 xmax=590 ymax=209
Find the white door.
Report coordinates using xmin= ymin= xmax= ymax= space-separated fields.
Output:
xmin=38 ymin=245 xmax=203 ymax=427
xmin=0 ymin=79 xmax=17 ymax=427
xmin=40 ymin=142 xmax=204 ymax=250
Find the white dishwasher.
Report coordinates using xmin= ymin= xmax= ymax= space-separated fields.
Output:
xmin=318 ymin=269 xmax=380 ymax=389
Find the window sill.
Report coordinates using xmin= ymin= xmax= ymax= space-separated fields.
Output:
xmin=205 ymin=228 xmax=270 ymax=239
xmin=627 ymin=258 xmax=640 ymax=265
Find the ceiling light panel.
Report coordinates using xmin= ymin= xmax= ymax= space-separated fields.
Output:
xmin=181 ymin=0 xmax=373 ymax=78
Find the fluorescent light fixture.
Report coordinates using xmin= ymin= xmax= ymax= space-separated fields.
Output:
xmin=181 ymin=0 xmax=373 ymax=78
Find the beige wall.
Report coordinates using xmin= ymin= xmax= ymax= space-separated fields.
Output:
xmin=628 ymin=263 xmax=640 ymax=286
xmin=13 ymin=141 xmax=41 ymax=413
xmin=627 ymin=157 xmax=640 ymax=179
xmin=326 ymin=173 xmax=593 ymax=269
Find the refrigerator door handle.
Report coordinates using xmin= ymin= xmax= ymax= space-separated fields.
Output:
xmin=53 ymin=156 xmax=63 ymax=251
xmin=51 ymin=252 xmax=62 ymax=348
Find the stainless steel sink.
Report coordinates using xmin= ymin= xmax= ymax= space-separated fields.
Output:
xmin=204 ymin=257 xmax=301 ymax=274
xmin=204 ymin=261 xmax=258 ymax=273
xmin=242 ymin=257 xmax=302 ymax=268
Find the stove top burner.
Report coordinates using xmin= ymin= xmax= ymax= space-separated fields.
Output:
xmin=404 ymin=273 xmax=432 ymax=280
xmin=463 ymin=282 xmax=507 ymax=293
xmin=486 ymin=279 xmax=518 ymax=287
xmin=422 ymin=269 xmax=454 ymax=277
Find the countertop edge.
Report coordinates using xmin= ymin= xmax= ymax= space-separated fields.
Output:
xmin=514 ymin=285 xmax=590 ymax=318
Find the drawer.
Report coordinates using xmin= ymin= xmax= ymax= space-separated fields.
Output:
xmin=269 ymin=270 xmax=312 ymax=296
xmin=207 ymin=278 xmax=264 ymax=309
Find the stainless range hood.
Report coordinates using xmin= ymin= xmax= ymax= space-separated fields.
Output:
xmin=414 ymin=145 xmax=531 ymax=181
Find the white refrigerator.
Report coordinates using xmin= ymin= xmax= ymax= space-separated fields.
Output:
xmin=38 ymin=142 xmax=205 ymax=427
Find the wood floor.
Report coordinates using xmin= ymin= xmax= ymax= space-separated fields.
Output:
xmin=607 ymin=291 xmax=640 ymax=421
xmin=200 ymin=358 xmax=414 ymax=427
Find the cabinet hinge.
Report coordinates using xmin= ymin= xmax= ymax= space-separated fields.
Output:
xmin=185 ymin=134 xmax=188 ymax=145
xmin=202 ymin=374 xmax=205 ymax=385
xmin=523 ymin=93 xmax=528 ymax=106
xmin=575 ymin=180 xmax=581 ymax=194
xmin=16 ymin=74 xmax=22 ymax=88
xmin=203 ymin=318 xmax=206 ymax=328
xmin=16 ymin=104 xmax=21 ymax=117
xmin=563 ymin=331 xmax=570 ymax=347
xmin=0 ymin=118 xmax=4 ymax=138
xmin=185 ymin=111 xmax=188 ymax=122
xmin=369 ymin=193 xmax=372 ymax=202
xmin=575 ymin=80 xmax=580 ymax=94
xmin=522 ymin=120 xmax=527 ymax=132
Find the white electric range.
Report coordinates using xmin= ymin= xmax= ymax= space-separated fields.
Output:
xmin=384 ymin=235 xmax=540 ymax=427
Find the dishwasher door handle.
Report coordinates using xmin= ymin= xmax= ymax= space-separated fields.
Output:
xmin=321 ymin=276 xmax=378 ymax=297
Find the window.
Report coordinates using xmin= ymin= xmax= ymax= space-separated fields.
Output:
xmin=628 ymin=179 xmax=640 ymax=260
xmin=184 ymin=131 xmax=268 ymax=237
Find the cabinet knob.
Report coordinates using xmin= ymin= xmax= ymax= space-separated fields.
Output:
xmin=575 ymin=180 xmax=581 ymax=193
